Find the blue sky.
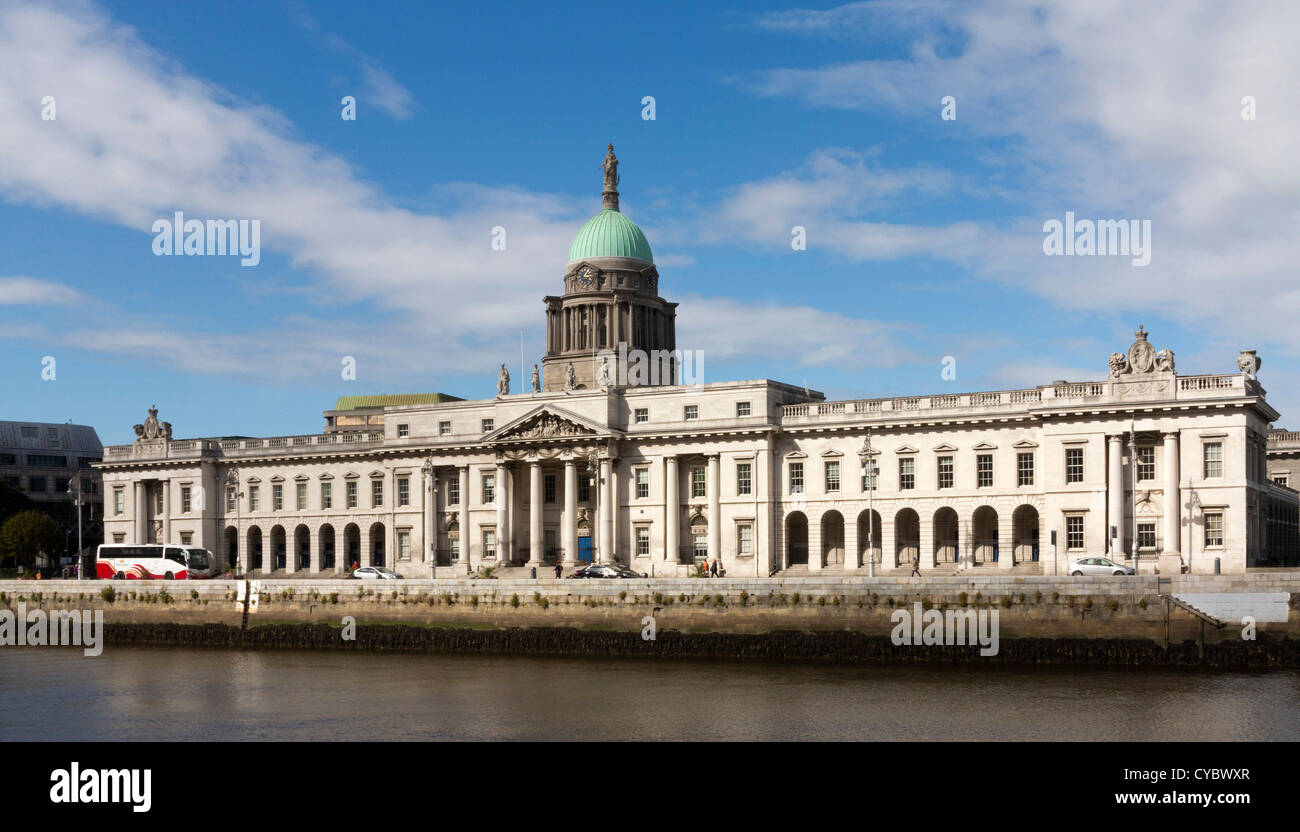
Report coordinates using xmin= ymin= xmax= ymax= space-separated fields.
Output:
xmin=2 ymin=0 xmax=1298 ymax=445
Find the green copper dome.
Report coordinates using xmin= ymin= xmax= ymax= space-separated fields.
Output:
xmin=568 ymin=208 xmax=653 ymax=264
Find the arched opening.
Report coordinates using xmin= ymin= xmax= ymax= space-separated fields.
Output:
xmin=294 ymin=525 xmax=311 ymax=571
xmin=857 ymin=509 xmax=882 ymax=565
xmin=270 ymin=525 xmax=287 ymax=571
xmin=370 ymin=522 xmax=386 ymax=568
xmin=973 ymin=506 xmax=999 ymax=565
xmin=344 ymin=524 xmax=360 ymax=570
xmin=934 ymin=507 xmax=959 ymax=564
xmin=1013 ymin=505 xmax=1039 ymax=563
xmin=895 ymin=508 xmax=919 ymax=568
xmin=821 ymin=510 xmax=844 ymax=567
xmin=223 ymin=526 xmax=238 ymax=573
xmin=248 ymin=526 xmax=263 ymax=571
xmin=320 ymin=524 xmax=336 ymax=570
xmin=786 ymin=512 xmax=808 ymax=566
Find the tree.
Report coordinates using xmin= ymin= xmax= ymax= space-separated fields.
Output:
xmin=0 ymin=480 xmax=35 ymax=528
xmin=0 ymin=510 xmax=62 ymax=570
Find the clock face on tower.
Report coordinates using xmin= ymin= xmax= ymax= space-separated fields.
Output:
xmin=577 ymin=266 xmax=595 ymax=288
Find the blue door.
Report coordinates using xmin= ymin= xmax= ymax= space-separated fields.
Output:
xmin=578 ymin=536 xmax=593 ymax=563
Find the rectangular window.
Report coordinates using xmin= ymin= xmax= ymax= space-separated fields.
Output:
xmin=544 ymin=474 xmax=556 ymax=503
xmin=481 ymin=418 xmax=494 ymax=433
xmin=397 ymin=476 xmax=410 ymax=506
xmin=978 ymin=454 xmax=994 ymax=488
xmin=825 ymin=460 xmax=840 ymax=493
xmin=26 ymin=454 xmax=67 ymax=467
xmin=181 ymin=486 xmax=192 ymax=513
xmin=692 ymin=466 xmax=707 ymax=498
xmin=115 ymin=487 xmax=125 ymax=515
xmin=861 ymin=456 xmax=879 ymax=491
xmin=345 ymin=481 xmax=357 ymax=509
xmin=544 ymin=529 xmax=557 ymax=560
xmin=1137 ymin=522 xmax=1156 ymax=550
xmin=937 ymin=456 xmax=953 ymax=489
xmin=1204 ymin=512 xmax=1224 ymax=548
xmin=1017 ymin=452 xmax=1034 ymax=487
xmin=1203 ymin=442 xmax=1223 ymax=478
xmin=738 ymin=523 xmax=754 ymax=556
xmin=297 ymin=482 xmax=307 ymax=510
xmin=439 ymin=421 xmax=451 ymax=436
xmin=634 ymin=408 xmax=648 ymax=424
xmin=20 ymin=426 xmax=37 ymax=438
xmin=249 ymin=485 xmax=260 ymax=511
xmin=397 ymin=423 xmax=409 ymax=438
xmin=1274 ymin=474 xmax=1289 ymax=488
xmin=272 ymin=484 xmax=283 ymax=511
xmin=180 ymin=532 xmax=192 ymax=545
xmin=321 ymin=482 xmax=333 ymax=509
xmin=27 ymin=476 xmax=45 ymax=493
xmin=482 ymin=529 xmax=496 ymax=560
xmin=636 ymin=526 xmax=651 ymax=558
xmin=1065 ymin=448 xmax=1084 ymax=483
xmin=736 ymin=401 xmax=751 ymax=417
xmin=693 ymin=533 xmax=708 ymax=560
xmin=684 ymin=405 xmax=699 ymax=421
xmin=482 ymin=473 xmax=495 ymax=504
xmin=113 ymin=533 xmax=125 ymax=543
xmin=1066 ymin=515 xmax=1085 ymax=550
xmin=156 ymin=490 xmax=164 ymax=514
xmin=447 ymin=478 xmax=460 ymax=506
xmin=788 ymin=462 xmax=804 ymax=495
xmin=578 ymin=475 xmax=590 ymax=502
xmin=736 ymin=462 xmax=752 ymax=496
xmin=635 ymin=467 xmax=650 ymax=499
xmin=397 ymin=530 xmax=411 ymax=560
xmin=1136 ymin=446 xmax=1155 ymax=481
xmin=900 ymin=458 xmax=915 ymax=491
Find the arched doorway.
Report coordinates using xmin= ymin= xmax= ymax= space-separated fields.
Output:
xmin=320 ymin=524 xmax=336 ymax=570
xmin=270 ymin=525 xmax=287 ymax=571
xmin=821 ymin=511 xmax=844 ymax=567
xmin=370 ymin=522 xmax=386 ymax=568
xmin=857 ymin=509 xmax=882 ymax=565
xmin=934 ymin=507 xmax=959 ymax=564
xmin=223 ymin=526 xmax=238 ymax=573
xmin=248 ymin=526 xmax=263 ymax=571
xmin=294 ymin=525 xmax=311 ymax=571
xmin=1013 ymin=506 xmax=1039 ymax=562
xmin=973 ymin=506 xmax=999 ymax=564
xmin=895 ymin=508 xmax=919 ymax=567
xmin=344 ymin=523 xmax=360 ymax=570
xmin=786 ymin=512 xmax=808 ymax=566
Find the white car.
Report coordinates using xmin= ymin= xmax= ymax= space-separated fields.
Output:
xmin=1067 ymin=557 xmax=1135 ymax=576
xmin=351 ymin=566 xmax=404 ymax=580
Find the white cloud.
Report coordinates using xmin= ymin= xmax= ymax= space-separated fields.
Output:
xmin=0 ymin=276 xmax=85 ymax=305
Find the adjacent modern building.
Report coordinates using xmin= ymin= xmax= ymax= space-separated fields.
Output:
xmin=0 ymin=420 xmax=103 ymax=511
xmin=96 ymin=149 xmax=1296 ymax=576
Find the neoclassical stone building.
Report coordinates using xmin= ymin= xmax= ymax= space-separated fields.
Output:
xmin=97 ymin=149 xmax=1295 ymax=576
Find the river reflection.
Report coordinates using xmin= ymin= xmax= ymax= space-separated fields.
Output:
xmin=2 ymin=648 xmax=1297 ymax=741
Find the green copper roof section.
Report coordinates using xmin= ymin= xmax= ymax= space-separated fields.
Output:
xmin=568 ymin=209 xmax=653 ymax=264
xmin=332 ymin=393 xmax=462 ymax=410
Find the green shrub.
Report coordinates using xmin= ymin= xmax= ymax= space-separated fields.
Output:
xmin=510 ymin=594 xmax=520 ymax=608
xmin=1084 ymin=597 xmax=1094 ymax=609
xmin=328 ymin=592 xmax=339 ymax=604
xmin=1053 ymin=591 xmax=1060 ymax=603
xmin=99 ymin=586 xmax=115 ymax=603
xmin=714 ymin=594 xmax=724 ymax=607
xmin=539 ymin=597 xmax=550 ymax=609
xmin=959 ymin=591 xmax=968 ymax=605
xmin=653 ymin=592 xmax=664 ymax=604
xmin=1034 ymin=591 xmax=1042 ymax=604
xmin=1138 ymin=598 xmax=1148 ymax=610
xmin=817 ymin=596 xmax=826 ymax=607
xmin=1001 ymin=596 xmax=1012 ymax=608
xmin=739 ymin=590 xmax=749 ymax=605
xmin=1018 ymin=592 xmax=1026 ymax=605
xmin=792 ymin=592 xmax=801 ymax=604
xmin=1108 ymin=600 xmax=1119 ymax=612
xmin=619 ymin=590 xmax=627 ymax=601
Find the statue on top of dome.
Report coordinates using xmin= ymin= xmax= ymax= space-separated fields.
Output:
xmin=601 ymin=143 xmax=619 ymax=192
xmin=530 ymin=364 xmax=540 ymax=393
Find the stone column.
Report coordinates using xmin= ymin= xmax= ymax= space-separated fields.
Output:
xmin=160 ymin=480 xmax=171 ymax=544
xmin=707 ymin=454 xmax=720 ymax=566
xmin=529 ymin=461 xmax=543 ymax=565
xmin=309 ymin=527 xmax=320 ymax=574
xmin=134 ymin=481 xmax=146 ymax=543
xmin=1163 ymin=431 xmax=1181 ymax=557
xmin=844 ymin=511 xmax=860 ymax=570
xmin=359 ymin=524 xmax=372 ymax=568
xmin=458 ymin=466 xmax=470 ymax=571
xmin=1108 ymin=435 xmax=1124 ymax=558
xmin=563 ymin=459 xmax=577 ymax=566
xmin=665 ymin=455 xmax=679 ymax=565
xmin=599 ymin=457 xmax=612 ymax=563
xmin=495 ymin=462 xmax=508 ymax=565
xmin=286 ymin=525 xmax=297 ymax=575
xmin=920 ymin=513 xmax=937 ymax=570
xmin=997 ymin=512 xmax=1015 ymax=570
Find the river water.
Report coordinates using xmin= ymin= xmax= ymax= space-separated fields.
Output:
xmin=2 ymin=647 xmax=1298 ymax=741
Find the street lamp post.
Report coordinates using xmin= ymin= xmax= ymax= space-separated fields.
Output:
xmin=69 ymin=476 xmax=84 ymax=579
xmin=226 ymin=468 xmax=241 ymax=576
xmin=860 ymin=432 xmax=875 ymax=578
xmin=422 ymin=456 xmax=437 ymax=578
xmin=587 ymin=450 xmax=601 ymax=564
xmin=1128 ymin=422 xmax=1138 ymax=575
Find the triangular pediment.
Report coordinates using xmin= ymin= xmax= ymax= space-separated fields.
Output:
xmin=485 ymin=406 xmax=610 ymax=443
xmin=971 ymin=442 xmax=997 ymax=451
xmin=1012 ymin=439 xmax=1039 ymax=449
xmin=932 ymin=443 xmax=958 ymax=453
xmin=895 ymin=445 xmax=918 ymax=455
